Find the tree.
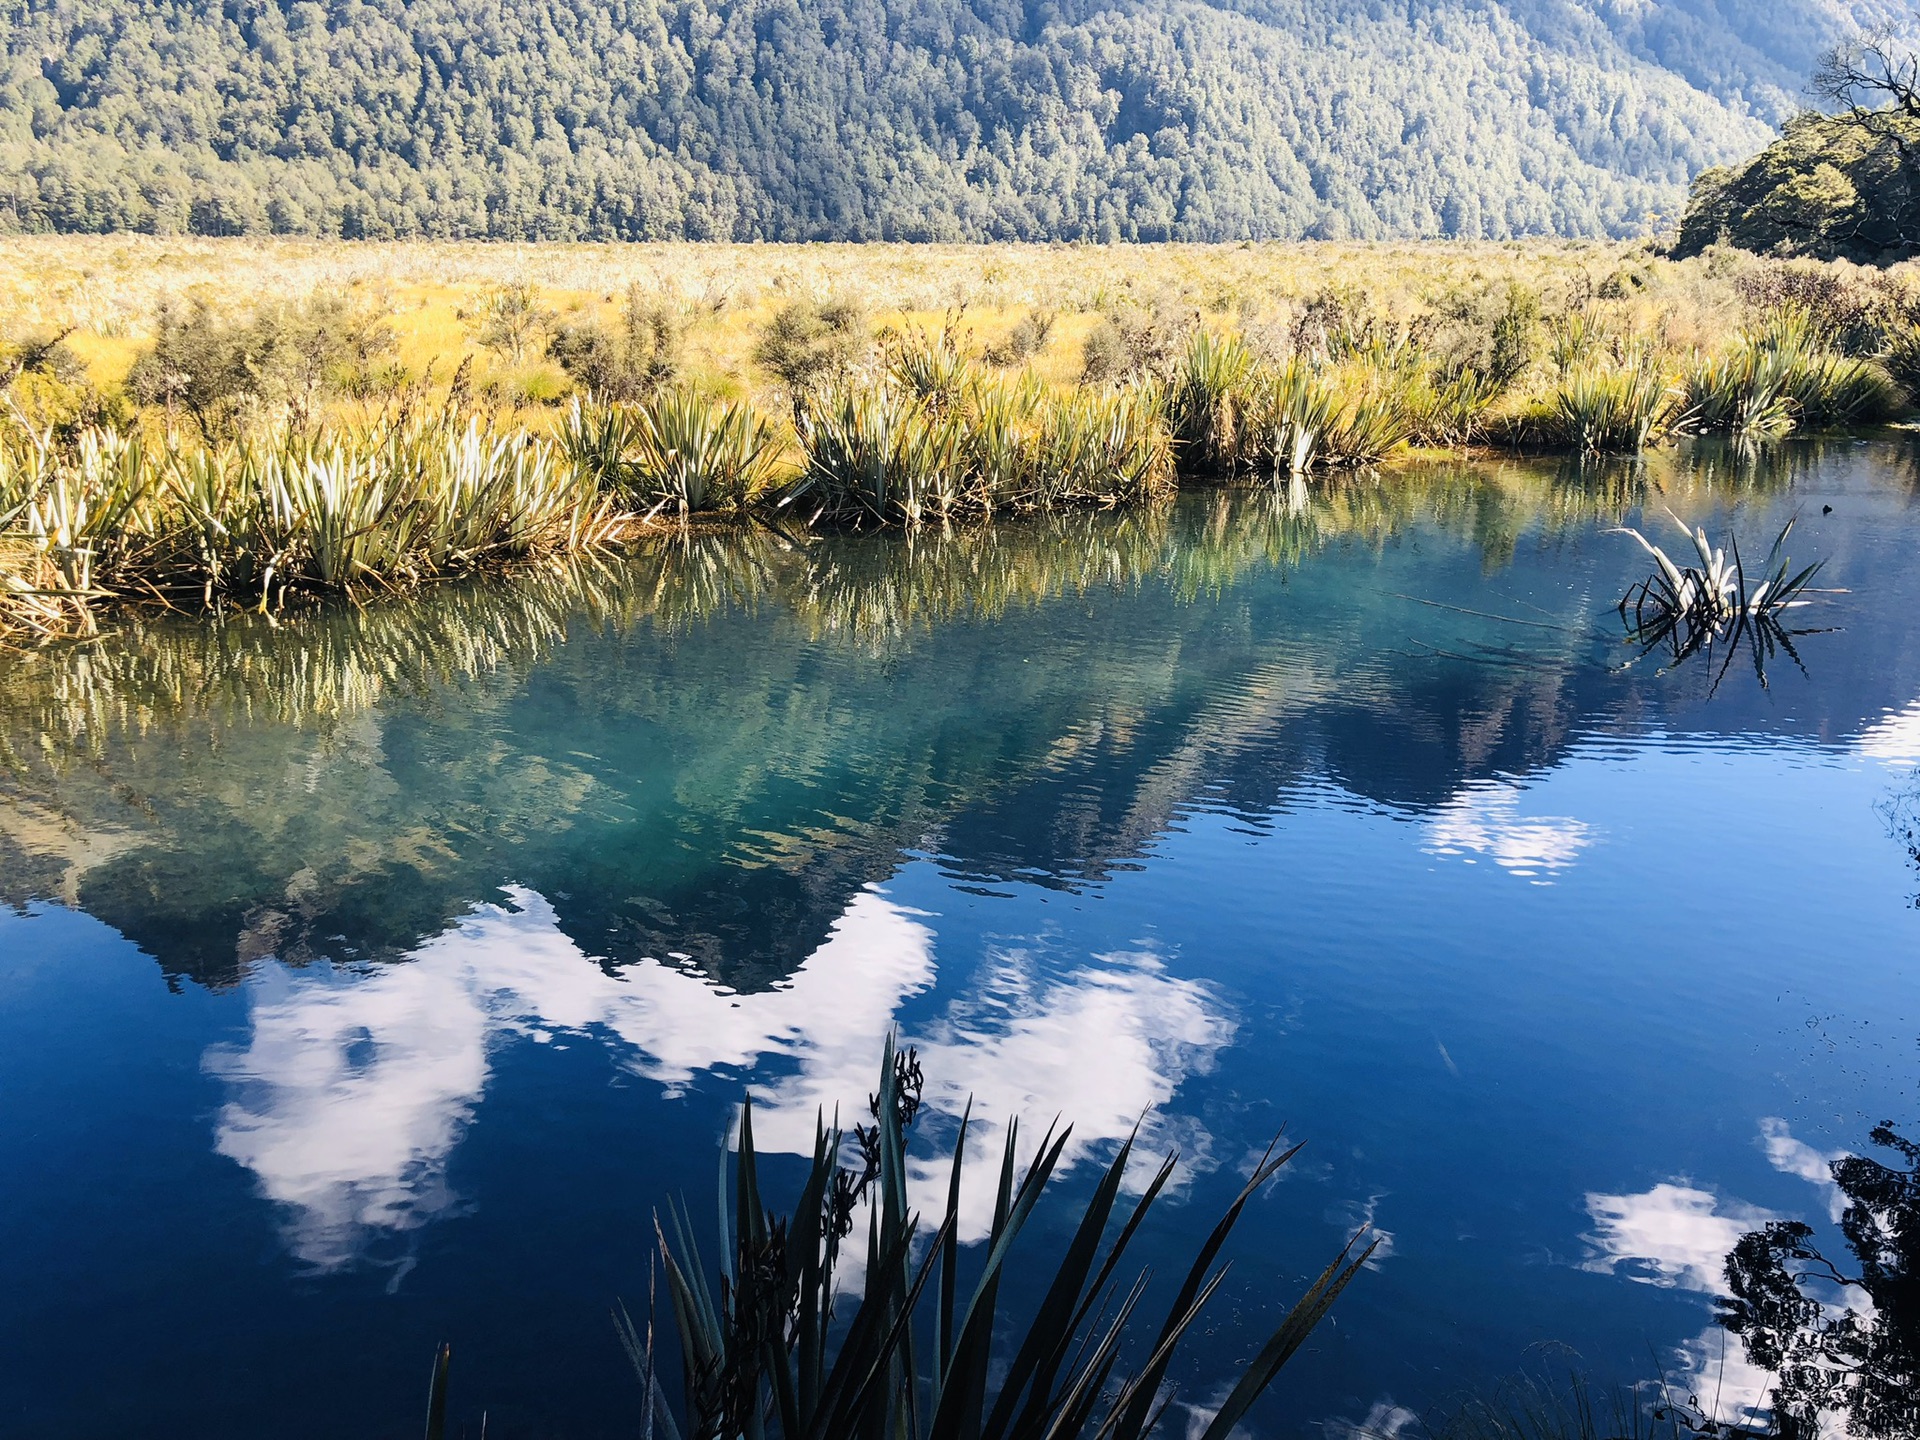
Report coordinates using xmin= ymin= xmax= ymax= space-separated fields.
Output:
xmin=1814 ymin=15 xmax=1920 ymax=133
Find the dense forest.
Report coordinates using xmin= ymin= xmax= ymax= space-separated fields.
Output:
xmin=0 ymin=0 xmax=1902 ymax=242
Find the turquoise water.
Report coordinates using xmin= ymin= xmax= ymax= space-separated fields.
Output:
xmin=2 ymin=443 xmax=1916 ymax=1438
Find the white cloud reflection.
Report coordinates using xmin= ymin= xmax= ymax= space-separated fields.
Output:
xmin=1581 ymin=1182 xmax=1777 ymax=1292
xmin=1580 ymin=1118 xmax=1858 ymax=1432
xmin=207 ymin=884 xmax=1231 ymax=1274
xmin=1425 ymin=782 xmax=1594 ymax=881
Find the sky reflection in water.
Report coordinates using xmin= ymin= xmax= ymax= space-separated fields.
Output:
xmin=1 ymin=441 xmax=1917 ymax=1438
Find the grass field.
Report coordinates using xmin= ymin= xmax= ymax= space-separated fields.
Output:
xmin=1 ymin=234 xmax=1827 ymax=406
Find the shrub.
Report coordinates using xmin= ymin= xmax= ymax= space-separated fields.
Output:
xmin=1548 ymin=308 xmax=1608 ymax=378
xmin=547 ymin=286 xmax=683 ymax=401
xmin=1244 ymin=361 xmax=1341 ymax=474
xmin=887 ymin=322 xmax=971 ymax=414
xmin=983 ymin=308 xmax=1056 ymax=366
xmin=470 ymin=282 xmax=550 ymax=366
xmin=1080 ymin=300 xmax=1189 ymax=384
xmin=1030 ymin=385 xmax=1174 ymax=504
xmin=1682 ymin=306 xmax=1904 ymax=435
xmin=753 ymin=299 xmax=869 ymax=398
xmin=125 ymin=295 xmax=397 ymax=433
xmin=1079 ymin=318 xmax=1129 ymax=383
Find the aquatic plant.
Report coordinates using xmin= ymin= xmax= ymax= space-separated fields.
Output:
xmin=1882 ymin=322 xmax=1920 ymax=402
xmin=0 ymin=406 xmax=621 ymax=632
xmin=1246 ymin=360 xmax=1342 ymax=475
xmin=1393 ymin=366 xmax=1500 ymax=448
xmin=632 ymin=1038 xmax=1373 ymax=1440
xmin=961 ymin=372 xmax=1045 ymax=506
xmin=1682 ymin=309 xmax=1903 ymax=437
xmin=1680 ymin=346 xmax=1798 ymax=438
xmin=791 ymin=384 xmax=970 ymax=524
xmin=1614 ymin=511 xmax=1820 ymax=631
xmin=1418 ymin=1371 xmax=1724 ymax=1440
xmin=1327 ymin=386 xmax=1414 ymax=467
xmin=1612 ymin=510 xmax=1827 ymax=686
xmin=1029 ymin=385 xmax=1174 ymax=506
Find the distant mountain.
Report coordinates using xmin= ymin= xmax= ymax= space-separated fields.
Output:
xmin=0 ymin=0 xmax=1901 ymax=241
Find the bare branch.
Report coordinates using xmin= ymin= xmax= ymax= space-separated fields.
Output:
xmin=1813 ymin=18 xmax=1920 ymax=121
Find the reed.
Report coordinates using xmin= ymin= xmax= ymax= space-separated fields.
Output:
xmin=1328 ymin=384 xmax=1416 ymax=466
xmin=1029 ymin=384 xmax=1174 ymax=506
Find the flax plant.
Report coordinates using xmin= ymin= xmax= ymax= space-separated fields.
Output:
xmin=629 ymin=390 xmax=784 ymax=516
xmin=1546 ymin=364 xmax=1674 ymax=453
xmin=634 ymin=1038 xmax=1372 ymax=1440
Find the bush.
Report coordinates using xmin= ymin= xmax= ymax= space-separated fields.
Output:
xmin=791 ymin=382 xmax=968 ymax=523
xmin=753 ymin=299 xmax=868 ymax=397
xmin=1079 ymin=319 xmax=1129 ymax=383
xmin=1080 ymin=300 xmax=1189 ymax=383
xmin=125 ymin=295 xmax=396 ymax=433
xmin=1682 ymin=307 xmax=1905 ymax=435
xmin=0 ymin=328 xmax=128 ymax=439
xmin=983 ymin=308 xmax=1056 ymax=366
xmin=547 ymin=286 xmax=683 ymax=401
xmin=1166 ymin=329 xmax=1256 ymax=473
xmin=469 ymin=283 xmax=550 ymax=366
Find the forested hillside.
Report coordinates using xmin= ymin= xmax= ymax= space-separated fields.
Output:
xmin=0 ymin=0 xmax=1902 ymax=242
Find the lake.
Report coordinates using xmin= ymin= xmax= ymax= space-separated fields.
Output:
xmin=2 ymin=440 xmax=1916 ymax=1439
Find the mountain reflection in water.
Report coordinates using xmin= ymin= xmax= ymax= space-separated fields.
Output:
xmin=1 ymin=439 xmax=1917 ymax=1439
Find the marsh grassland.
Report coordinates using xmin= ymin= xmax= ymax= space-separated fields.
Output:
xmin=3 ymin=237 xmax=1917 ymax=640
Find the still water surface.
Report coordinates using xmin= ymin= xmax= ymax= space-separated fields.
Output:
xmin=2 ymin=443 xmax=1917 ymax=1438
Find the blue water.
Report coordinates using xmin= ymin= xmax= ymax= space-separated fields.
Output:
xmin=2 ymin=442 xmax=1916 ymax=1438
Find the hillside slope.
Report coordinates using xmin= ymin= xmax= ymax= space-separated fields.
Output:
xmin=0 ymin=0 xmax=1900 ymax=241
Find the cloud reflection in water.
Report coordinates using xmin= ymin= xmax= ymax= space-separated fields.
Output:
xmin=1424 ymin=781 xmax=1594 ymax=882
xmin=208 ymin=884 xmax=1231 ymax=1272
xmin=1579 ymin=1117 xmax=1859 ymax=1427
